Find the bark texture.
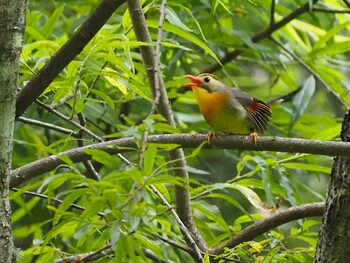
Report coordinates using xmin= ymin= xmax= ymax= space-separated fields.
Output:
xmin=0 ymin=1 xmax=27 ymax=262
xmin=314 ymin=110 xmax=350 ymax=262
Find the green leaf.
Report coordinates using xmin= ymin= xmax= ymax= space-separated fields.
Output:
xmin=72 ymin=97 xmax=85 ymax=113
xmin=310 ymin=40 xmax=350 ymax=56
xmin=147 ymin=20 xmax=221 ymax=65
xmin=312 ymin=124 xmax=341 ymax=140
xmin=193 ymin=201 xmax=230 ymax=232
xmin=186 ymin=165 xmax=210 ymax=175
xmin=312 ymin=20 xmax=350 ymax=50
xmin=284 ymin=162 xmax=331 ymax=174
xmin=143 ymin=144 xmax=157 ymax=175
xmin=58 ymin=188 xmax=87 ymax=213
xmin=206 ymin=192 xmax=249 ymax=215
xmin=290 ymin=75 xmax=315 ymax=127
xmin=25 ymin=26 xmax=46 ymax=41
xmin=90 ymin=89 xmax=115 ymax=109
xmin=188 ymin=140 xmax=207 ymax=158
xmin=110 ymin=223 xmax=121 ymax=250
xmin=233 ymin=184 xmax=269 ymax=210
xmin=153 ymin=123 xmax=180 ymax=133
xmin=165 ymin=7 xmax=193 ymax=32
xmin=41 ymin=4 xmax=64 ymax=38
xmin=203 ymin=251 xmax=210 ymax=263
xmin=84 ymin=149 xmax=120 ymax=168
xmin=255 ymin=156 xmax=274 ymax=206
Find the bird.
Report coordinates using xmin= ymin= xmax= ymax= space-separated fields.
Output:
xmin=184 ymin=73 xmax=272 ymax=144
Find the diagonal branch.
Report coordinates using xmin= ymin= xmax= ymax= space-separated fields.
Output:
xmin=10 ymin=134 xmax=350 ymax=188
xmin=212 ymin=202 xmax=324 ymax=254
xmin=11 ymin=187 xmax=106 ymax=218
xmin=15 ymin=0 xmax=127 ymax=119
xmin=149 ymin=184 xmax=203 ymax=260
xmin=203 ymin=0 xmax=319 ymax=73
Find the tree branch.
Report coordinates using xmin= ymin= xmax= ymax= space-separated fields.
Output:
xmin=11 ymin=187 xmax=106 ymax=218
xmin=17 ymin=116 xmax=80 ymax=138
xmin=11 ymin=134 xmax=350 ymax=187
xmin=312 ymin=7 xmax=350 ymax=13
xmin=149 ymin=184 xmax=203 ymax=260
xmin=127 ymin=0 xmax=207 ymax=257
xmin=35 ymin=99 xmax=131 ymax=166
xmin=15 ymin=0 xmax=127 ymax=118
xmin=203 ymin=0 xmax=319 ymax=73
xmin=270 ymin=0 xmax=276 ymax=26
xmin=343 ymin=0 xmax=350 ymax=9
xmin=212 ymin=202 xmax=324 ymax=254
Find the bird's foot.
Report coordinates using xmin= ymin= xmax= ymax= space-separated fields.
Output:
xmin=249 ymin=132 xmax=258 ymax=146
xmin=206 ymin=132 xmax=217 ymax=144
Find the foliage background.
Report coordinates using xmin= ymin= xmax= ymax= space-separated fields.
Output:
xmin=12 ymin=0 xmax=350 ymax=262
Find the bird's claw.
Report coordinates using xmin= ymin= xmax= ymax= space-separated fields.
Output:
xmin=207 ymin=132 xmax=217 ymax=144
xmin=249 ymin=132 xmax=258 ymax=146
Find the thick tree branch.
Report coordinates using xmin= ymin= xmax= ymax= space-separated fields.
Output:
xmin=212 ymin=202 xmax=324 ymax=254
xmin=15 ymin=0 xmax=127 ymax=118
xmin=203 ymin=0 xmax=319 ymax=73
xmin=127 ymin=0 xmax=207 ymax=257
xmin=11 ymin=134 xmax=350 ymax=188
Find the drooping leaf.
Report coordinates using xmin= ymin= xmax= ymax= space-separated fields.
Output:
xmin=290 ymin=75 xmax=315 ymax=128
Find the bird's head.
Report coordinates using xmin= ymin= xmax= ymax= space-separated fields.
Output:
xmin=185 ymin=73 xmax=226 ymax=93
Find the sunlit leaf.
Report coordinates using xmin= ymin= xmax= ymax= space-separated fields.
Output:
xmin=103 ymin=67 xmax=128 ymax=94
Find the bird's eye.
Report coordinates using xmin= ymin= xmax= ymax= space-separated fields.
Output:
xmin=204 ymin=77 xmax=211 ymax=83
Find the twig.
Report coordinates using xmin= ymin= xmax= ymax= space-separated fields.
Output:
xmin=35 ymin=100 xmax=104 ymax=142
xmin=153 ymin=233 xmax=193 ymax=254
xmin=142 ymin=248 xmax=176 ymax=263
xmin=270 ymin=0 xmax=276 ymax=26
xmin=35 ymin=99 xmax=131 ymax=166
xmin=270 ymin=36 xmax=348 ymax=108
xmin=50 ymin=93 xmax=74 ymax=109
xmin=203 ymin=0 xmax=319 ymax=73
xmin=343 ymin=0 xmax=350 ymax=9
xmin=10 ymin=134 xmax=350 ymax=188
xmin=312 ymin=7 xmax=350 ymax=13
xmin=153 ymin=0 xmax=167 ymax=110
xmin=149 ymin=184 xmax=203 ymax=260
xmin=15 ymin=0 xmax=128 ymax=119
xmin=11 ymin=187 xmax=106 ymax=218
xmin=55 ymin=244 xmax=112 ymax=263
xmin=76 ymin=113 xmax=101 ymax=180
xmin=212 ymin=202 xmax=324 ymax=254
xmin=17 ymin=117 xmax=80 ymax=138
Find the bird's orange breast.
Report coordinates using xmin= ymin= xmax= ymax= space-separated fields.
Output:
xmin=193 ymin=88 xmax=228 ymax=118
xmin=193 ymin=87 xmax=249 ymax=134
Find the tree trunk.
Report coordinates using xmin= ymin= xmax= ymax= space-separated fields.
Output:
xmin=0 ymin=1 xmax=27 ymax=262
xmin=314 ymin=109 xmax=350 ymax=262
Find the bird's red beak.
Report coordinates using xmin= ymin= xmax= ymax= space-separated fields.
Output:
xmin=185 ymin=75 xmax=200 ymax=88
